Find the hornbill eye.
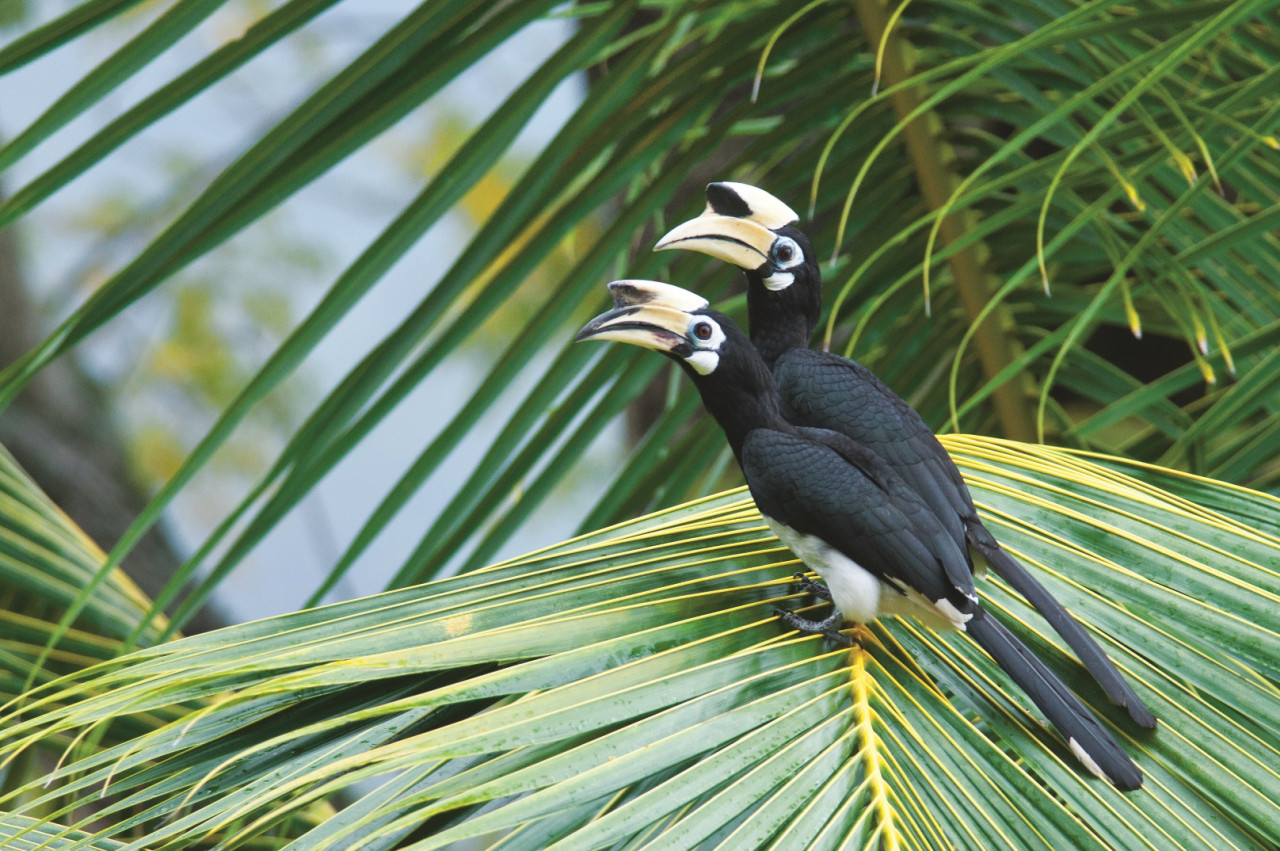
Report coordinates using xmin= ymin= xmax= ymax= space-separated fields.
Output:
xmin=771 ymin=236 xmax=802 ymax=268
xmin=692 ymin=320 xmax=714 ymax=341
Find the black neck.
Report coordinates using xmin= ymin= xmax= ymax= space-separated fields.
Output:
xmin=747 ymin=287 xmax=815 ymax=370
xmin=678 ymin=338 xmax=791 ymax=463
xmin=742 ymin=226 xmax=822 ymax=370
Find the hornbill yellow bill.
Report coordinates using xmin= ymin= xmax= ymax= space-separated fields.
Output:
xmin=577 ymin=283 xmax=1144 ymax=791
xmin=655 ymin=182 xmax=1156 ymax=731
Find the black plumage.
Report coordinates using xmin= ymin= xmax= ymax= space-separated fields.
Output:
xmin=655 ymin=182 xmax=1156 ymax=730
xmin=745 ymin=426 xmax=977 ymax=617
xmin=576 ymin=293 xmax=1143 ymax=790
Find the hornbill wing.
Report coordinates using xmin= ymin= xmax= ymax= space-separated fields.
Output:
xmin=774 ymin=348 xmax=973 ymax=535
xmin=741 ymin=427 xmax=977 ymax=616
xmin=742 ymin=429 xmax=1144 ymax=789
xmin=775 ymin=350 xmax=1157 ymax=727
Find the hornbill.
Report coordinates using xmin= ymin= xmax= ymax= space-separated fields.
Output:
xmin=576 ymin=283 xmax=1143 ymax=791
xmin=652 ymin=182 xmax=1156 ymax=730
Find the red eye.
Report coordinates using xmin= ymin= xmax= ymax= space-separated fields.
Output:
xmin=772 ymin=237 xmax=801 ymax=265
xmin=693 ymin=321 xmax=714 ymax=340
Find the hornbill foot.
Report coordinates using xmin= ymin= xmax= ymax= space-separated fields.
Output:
xmin=774 ymin=607 xmax=853 ymax=647
xmin=792 ymin=572 xmax=832 ymax=601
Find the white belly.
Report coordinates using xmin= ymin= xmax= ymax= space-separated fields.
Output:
xmin=766 ymin=518 xmax=964 ymax=630
xmin=766 ymin=518 xmax=883 ymax=624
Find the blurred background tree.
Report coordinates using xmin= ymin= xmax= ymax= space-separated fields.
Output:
xmin=0 ymin=0 xmax=596 ymax=629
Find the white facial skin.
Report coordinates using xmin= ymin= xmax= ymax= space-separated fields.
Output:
xmin=762 ymin=234 xmax=804 ymax=291
xmin=684 ymin=315 xmax=726 ymax=374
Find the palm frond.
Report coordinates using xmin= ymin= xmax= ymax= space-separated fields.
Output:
xmin=1 ymin=439 xmax=1276 ymax=848
xmin=0 ymin=812 xmax=125 ymax=850
xmin=0 ymin=444 xmax=163 ymax=675
xmin=0 ymin=445 xmax=182 ymax=805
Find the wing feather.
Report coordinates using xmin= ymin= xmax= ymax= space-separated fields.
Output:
xmin=742 ymin=428 xmax=975 ymax=613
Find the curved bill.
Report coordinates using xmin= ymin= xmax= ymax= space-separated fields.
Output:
xmin=575 ymin=302 xmax=694 ymax=355
xmin=653 ymin=214 xmax=774 ymax=270
xmin=607 ymin=279 xmax=709 ymax=311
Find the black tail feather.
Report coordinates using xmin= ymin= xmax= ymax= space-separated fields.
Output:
xmin=968 ymin=522 xmax=1157 ymax=729
xmin=966 ymin=608 xmax=1143 ymax=791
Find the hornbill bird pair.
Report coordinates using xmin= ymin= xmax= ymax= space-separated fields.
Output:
xmin=576 ymin=182 xmax=1153 ymax=791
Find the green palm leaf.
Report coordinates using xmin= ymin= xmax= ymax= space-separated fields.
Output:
xmin=1 ymin=438 xmax=1275 ymax=848
xmin=0 ymin=446 xmax=182 ymax=805
xmin=0 ymin=444 xmax=164 ymax=681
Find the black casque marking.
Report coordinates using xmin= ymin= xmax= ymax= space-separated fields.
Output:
xmin=705 ymin=182 xmax=752 ymax=218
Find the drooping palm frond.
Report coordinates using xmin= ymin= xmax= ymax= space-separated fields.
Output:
xmin=1 ymin=438 xmax=1276 ymax=849
xmin=2 ymin=1 xmax=1279 ymax=647
xmin=0 ymin=444 xmax=164 ymax=685
xmin=0 ymin=445 xmax=182 ymax=804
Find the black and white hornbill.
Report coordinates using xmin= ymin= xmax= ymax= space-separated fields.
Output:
xmin=577 ymin=283 xmax=1143 ymax=791
xmin=652 ymin=181 xmax=1156 ymax=730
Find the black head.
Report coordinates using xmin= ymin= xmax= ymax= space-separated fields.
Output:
xmin=577 ymin=280 xmax=786 ymax=455
xmin=655 ymin=182 xmax=822 ymax=366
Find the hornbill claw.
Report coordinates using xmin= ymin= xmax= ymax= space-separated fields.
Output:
xmin=774 ymin=607 xmax=854 ymax=647
xmin=792 ymin=571 xmax=832 ymax=600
